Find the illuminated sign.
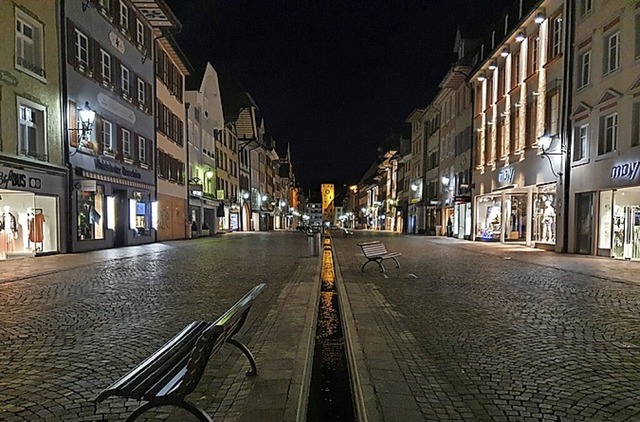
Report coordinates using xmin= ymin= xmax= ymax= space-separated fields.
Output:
xmin=321 ymin=183 xmax=335 ymax=223
xmin=497 ymin=166 xmax=515 ymax=185
xmin=611 ymin=161 xmax=640 ymax=180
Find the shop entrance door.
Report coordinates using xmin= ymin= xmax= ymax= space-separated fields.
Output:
xmin=576 ymin=192 xmax=593 ymax=254
xmin=114 ymin=189 xmax=127 ymax=247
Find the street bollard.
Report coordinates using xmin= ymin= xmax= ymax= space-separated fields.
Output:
xmin=307 ymin=231 xmax=317 ymax=256
xmin=314 ymin=231 xmax=321 ymax=256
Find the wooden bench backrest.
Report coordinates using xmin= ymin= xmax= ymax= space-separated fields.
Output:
xmin=177 ymin=283 xmax=266 ymax=397
xmin=359 ymin=241 xmax=388 ymax=256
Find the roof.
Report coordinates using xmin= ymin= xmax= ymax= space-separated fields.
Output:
xmin=131 ymin=0 xmax=181 ymax=30
xmin=218 ymin=72 xmax=255 ymax=123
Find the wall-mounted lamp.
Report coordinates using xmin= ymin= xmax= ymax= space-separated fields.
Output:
xmin=261 ymin=195 xmax=268 ymax=201
xmin=441 ymin=175 xmax=450 ymax=185
xmin=411 ymin=184 xmax=418 ymax=192
xmin=242 ymin=192 xmax=250 ymax=199
xmin=537 ymin=133 xmax=565 ymax=177
xmin=488 ymin=61 xmax=498 ymax=70
xmin=500 ymin=46 xmax=510 ymax=57
xmin=78 ymin=101 xmax=96 ymax=141
xmin=534 ymin=9 xmax=546 ymax=24
xmin=205 ymin=168 xmax=214 ymax=179
xmin=515 ymin=31 xmax=525 ymax=42
xmin=477 ymin=73 xmax=486 ymax=82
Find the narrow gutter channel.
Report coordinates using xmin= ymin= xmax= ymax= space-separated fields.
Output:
xmin=306 ymin=234 xmax=356 ymax=421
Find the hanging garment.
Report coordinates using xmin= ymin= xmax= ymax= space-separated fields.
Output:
xmin=0 ymin=231 xmax=8 ymax=254
xmin=0 ymin=212 xmax=17 ymax=232
xmin=29 ymin=213 xmax=46 ymax=243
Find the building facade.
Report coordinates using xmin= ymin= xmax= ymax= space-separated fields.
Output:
xmin=406 ymin=108 xmax=426 ymax=233
xmin=155 ymin=30 xmax=190 ymax=241
xmin=1 ymin=0 xmax=68 ymax=259
xmin=568 ymin=0 xmax=640 ymax=259
xmin=65 ymin=0 xmax=163 ymax=252
xmin=471 ymin=0 xmax=568 ymax=251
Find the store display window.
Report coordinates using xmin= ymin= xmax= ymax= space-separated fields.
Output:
xmin=612 ymin=189 xmax=640 ymax=260
xmin=1 ymin=189 xmax=59 ymax=259
xmin=598 ymin=190 xmax=613 ymax=250
xmin=476 ymin=196 xmax=502 ymax=240
xmin=532 ymin=183 xmax=557 ymax=244
xmin=77 ymin=186 xmax=104 ymax=241
xmin=132 ymin=191 xmax=151 ymax=236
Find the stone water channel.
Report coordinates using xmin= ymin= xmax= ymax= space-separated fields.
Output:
xmin=306 ymin=234 xmax=356 ymax=421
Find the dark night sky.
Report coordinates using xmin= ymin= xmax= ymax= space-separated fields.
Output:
xmin=164 ymin=0 xmax=514 ymax=191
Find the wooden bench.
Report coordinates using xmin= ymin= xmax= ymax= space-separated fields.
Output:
xmin=94 ymin=283 xmax=266 ymax=422
xmin=358 ymin=241 xmax=401 ymax=273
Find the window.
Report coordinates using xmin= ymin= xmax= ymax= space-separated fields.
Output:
xmin=120 ymin=65 xmax=130 ymax=94
xmin=137 ymin=79 xmax=145 ymax=105
xmin=574 ymin=123 xmax=589 ymax=161
xmin=599 ymin=113 xmax=618 ymax=155
xmin=77 ymin=186 xmax=104 ymax=240
xmin=18 ymin=99 xmax=47 ymax=161
xmin=122 ymin=128 xmax=131 ymax=157
xmin=100 ymin=49 xmax=111 ymax=83
xmin=577 ymin=50 xmax=591 ymax=88
xmin=119 ymin=1 xmax=129 ymax=31
xmin=580 ymin=0 xmax=592 ymax=16
xmin=103 ymin=120 xmax=113 ymax=153
xmin=99 ymin=0 xmax=110 ymax=10
xmin=138 ymin=136 xmax=146 ymax=163
xmin=15 ymin=10 xmax=44 ymax=78
xmin=529 ymin=35 xmax=540 ymax=75
xmin=136 ymin=19 xmax=144 ymax=46
xmin=604 ymin=31 xmax=620 ymax=75
xmin=511 ymin=50 xmax=520 ymax=88
xmin=498 ymin=64 xmax=505 ymax=98
xmin=550 ymin=16 xmax=563 ymax=58
xmin=547 ymin=92 xmax=559 ymax=135
xmin=75 ymin=29 xmax=89 ymax=67
xmin=632 ymin=102 xmax=640 ymax=147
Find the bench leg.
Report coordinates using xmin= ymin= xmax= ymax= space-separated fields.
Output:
xmin=377 ymin=259 xmax=386 ymax=273
xmin=391 ymin=257 xmax=400 ymax=269
xmin=126 ymin=400 xmax=213 ymax=422
xmin=361 ymin=259 xmax=377 ymax=272
xmin=227 ymin=338 xmax=258 ymax=376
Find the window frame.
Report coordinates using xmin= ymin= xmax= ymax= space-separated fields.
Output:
xmin=136 ymin=19 xmax=145 ymax=46
xmin=103 ymin=120 xmax=114 ymax=153
xmin=137 ymin=79 xmax=145 ymax=105
xmin=119 ymin=1 xmax=129 ymax=32
xmin=580 ymin=0 xmax=592 ymax=16
xmin=599 ymin=112 xmax=618 ymax=155
xmin=15 ymin=9 xmax=45 ymax=80
xmin=632 ymin=102 xmax=640 ymax=147
xmin=122 ymin=128 xmax=131 ymax=157
xmin=17 ymin=97 xmax=48 ymax=161
xmin=603 ymin=31 xmax=620 ymax=76
xmin=550 ymin=15 xmax=563 ymax=58
xmin=577 ymin=50 xmax=591 ymax=89
xmin=75 ymin=28 xmax=89 ymax=68
xmin=100 ymin=49 xmax=111 ymax=84
xmin=120 ymin=65 xmax=130 ymax=95
xmin=138 ymin=135 xmax=147 ymax=163
xmin=574 ymin=123 xmax=589 ymax=161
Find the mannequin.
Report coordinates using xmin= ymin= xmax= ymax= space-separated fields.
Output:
xmin=542 ymin=200 xmax=555 ymax=242
xmin=0 ymin=205 xmax=18 ymax=256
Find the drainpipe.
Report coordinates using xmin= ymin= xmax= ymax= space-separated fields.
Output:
xmin=184 ymin=101 xmax=190 ymax=239
xmin=560 ymin=0 xmax=575 ymax=253
xmin=59 ymin=2 xmax=74 ymax=253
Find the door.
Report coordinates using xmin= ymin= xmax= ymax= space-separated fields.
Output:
xmin=114 ymin=189 xmax=128 ymax=247
xmin=576 ymin=192 xmax=594 ymax=254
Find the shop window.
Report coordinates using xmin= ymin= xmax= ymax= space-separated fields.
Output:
xmin=599 ymin=190 xmax=613 ymax=250
xmin=132 ymin=192 xmax=150 ymax=236
xmin=18 ymin=98 xmax=47 ymax=162
xmin=573 ymin=123 xmax=589 ymax=161
xmin=598 ymin=112 xmax=618 ymax=155
xmin=533 ymin=184 xmax=557 ymax=244
xmin=603 ymin=31 xmax=620 ymax=76
xmin=476 ymin=196 xmax=502 ymax=240
xmin=0 ymin=192 xmax=59 ymax=258
xmin=77 ymin=186 xmax=104 ymax=241
xmin=15 ymin=8 xmax=45 ymax=79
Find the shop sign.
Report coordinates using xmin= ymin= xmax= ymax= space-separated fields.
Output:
xmin=498 ymin=166 xmax=515 ymax=185
xmin=76 ymin=180 xmax=96 ymax=191
xmin=216 ymin=189 xmax=225 ymax=200
xmin=611 ymin=161 xmax=640 ymax=180
xmin=0 ymin=168 xmax=42 ymax=190
xmin=190 ymin=184 xmax=203 ymax=197
xmin=95 ymin=158 xmax=142 ymax=179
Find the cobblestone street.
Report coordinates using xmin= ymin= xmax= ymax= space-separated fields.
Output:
xmin=2 ymin=230 xmax=640 ymax=421
xmin=333 ymin=232 xmax=640 ymax=421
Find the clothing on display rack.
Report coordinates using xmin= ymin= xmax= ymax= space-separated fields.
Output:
xmin=27 ymin=208 xmax=46 ymax=246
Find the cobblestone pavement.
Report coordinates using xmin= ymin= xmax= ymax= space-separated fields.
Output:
xmin=333 ymin=231 xmax=640 ymax=422
xmin=0 ymin=232 xmax=317 ymax=422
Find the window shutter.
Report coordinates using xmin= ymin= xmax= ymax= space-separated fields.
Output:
xmin=94 ymin=115 xmax=103 ymax=154
xmin=132 ymin=73 xmax=139 ymax=107
xmin=144 ymin=26 xmax=152 ymax=54
xmin=146 ymin=81 xmax=152 ymax=112
xmin=129 ymin=12 xmax=137 ymax=38
xmin=90 ymin=38 xmax=100 ymax=82
xmin=68 ymin=100 xmax=78 ymax=147
xmin=147 ymin=137 xmax=153 ymax=167
xmin=111 ymin=0 xmax=119 ymax=22
xmin=67 ymin=19 xmax=77 ymax=67
xmin=132 ymin=133 xmax=139 ymax=164
xmin=112 ymin=57 xmax=121 ymax=95
xmin=116 ymin=124 xmax=123 ymax=160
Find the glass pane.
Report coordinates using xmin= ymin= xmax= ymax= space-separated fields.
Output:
xmin=598 ymin=190 xmax=612 ymax=250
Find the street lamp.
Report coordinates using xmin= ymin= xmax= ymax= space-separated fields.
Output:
xmin=537 ymin=133 xmax=564 ymax=178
